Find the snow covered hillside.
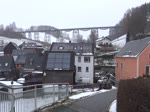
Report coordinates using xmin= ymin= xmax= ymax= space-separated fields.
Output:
xmin=0 ymin=36 xmax=43 ymax=46
xmin=111 ymin=34 xmax=127 ymax=49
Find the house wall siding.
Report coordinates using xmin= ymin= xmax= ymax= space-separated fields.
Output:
xmin=138 ymin=45 xmax=150 ymax=76
xmin=44 ymin=71 xmax=75 ymax=85
xmin=115 ymin=57 xmax=137 ymax=81
xmin=75 ymin=55 xmax=94 ymax=84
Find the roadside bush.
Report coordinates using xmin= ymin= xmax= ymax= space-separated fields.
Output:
xmin=117 ymin=77 xmax=150 ymax=112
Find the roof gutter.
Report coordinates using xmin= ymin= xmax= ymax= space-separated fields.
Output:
xmin=136 ymin=56 xmax=139 ymax=78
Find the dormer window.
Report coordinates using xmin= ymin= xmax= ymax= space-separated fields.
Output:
xmin=58 ymin=46 xmax=64 ymax=50
xmin=5 ymin=63 xmax=8 ymax=66
xmin=74 ymin=47 xmax=77 ymax=50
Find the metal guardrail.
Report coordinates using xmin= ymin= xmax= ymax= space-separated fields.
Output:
xmin=0 ymin=83 xmax=69 ymax=112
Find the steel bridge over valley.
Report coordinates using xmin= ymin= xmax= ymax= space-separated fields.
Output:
xmin=15 ymin=26 xmax=121 ymax=43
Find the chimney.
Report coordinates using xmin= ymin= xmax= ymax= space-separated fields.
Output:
xmin=69 ymin=41 xmax=71 ymax=43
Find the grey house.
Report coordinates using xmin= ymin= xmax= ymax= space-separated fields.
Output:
xmin=0 ymin=56 xmax=18 ymax=81
xmin=22 ymin=53 xmax=44 ymax=85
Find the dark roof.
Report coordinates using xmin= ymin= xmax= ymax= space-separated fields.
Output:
xmin=44 ymin=51 xmax=75 ymax=70
xmin=15 ymin=55 xmax=26 ymax=64
xmin=24 ymin=53 xmax=44 ymax=71
xmin=22 ymin=43 xmax=37 ymax=49
xmin=12 ymin=49 xmax=36 ymax=56
xmin=116 ymin=37 xmax=150 ymax=57
xmin=50 ymin=42 xmax=94 ymax=54
xmin=4 ymin=42 xmax=18 ymax=54
xmin=4 ymin=42 xmax=19 ymax=49
xmin=0 ymin=56 xmax=16 ymax=71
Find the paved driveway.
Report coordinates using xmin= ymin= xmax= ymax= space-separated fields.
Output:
xmin=45 ymin=89 xmax=117 ymax=112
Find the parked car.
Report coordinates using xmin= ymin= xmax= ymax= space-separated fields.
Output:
xmin=97 ymin=75 xmax=112 ymax=90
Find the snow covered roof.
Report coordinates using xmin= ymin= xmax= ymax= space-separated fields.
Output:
xmin=116 ymin=37 xmax=150 ymax=57
xmin=0 ymin=81 xmax=22 ymax=86
xmin=96 ymin=37 xmax=110 ymax=42
xmin=51 ymin=42 xmax=94 ymax=54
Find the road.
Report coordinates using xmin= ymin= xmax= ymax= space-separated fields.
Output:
xmin=45 ymin=89 xmax=117 ymax=112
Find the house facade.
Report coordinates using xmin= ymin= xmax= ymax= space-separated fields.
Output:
xmin=0 ymin=56 xmax=19 ymax=81
xmin=43 ymin=51 xmax=75 ymax=85
xmin=96 ymin=37 xmax=111 ymax=46
xmin=12 ymin=49 xmax=36 ymax=70
xmin=50 ymin=42 xmax=94 ymax=84
xmin=75 ymin=54 xmax=94 ymax=83
xmin=116 ymin=37 xmax=150 ymax=81
xmin=23 ymin=53 xmax=44 ymax=85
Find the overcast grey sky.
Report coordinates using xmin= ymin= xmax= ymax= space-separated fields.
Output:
xmin=0 ymin=0 xmax=150 ymax=29
xmin=0 ymin=0 xmax=149 ymax=39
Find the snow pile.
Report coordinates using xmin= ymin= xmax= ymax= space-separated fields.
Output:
xmin=69 ymin=87 xmax=116 ymax=100
xmin=109 ymin=100 xmax=117 ymax=112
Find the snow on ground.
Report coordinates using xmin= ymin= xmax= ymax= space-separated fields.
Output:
xmin=109 ymin=100 xmax=117 ymax=112
xmin=69 ymin=86 xmax=116 ymax=100
xmin=0 ymin=36 xmax=44 ymax=46
xmin=69 ymin=87 xmax=117 ymax=112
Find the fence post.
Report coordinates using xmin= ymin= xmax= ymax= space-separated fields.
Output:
xmin=34 ymin=85 xmax=37 ymax=110
xmin=53 ymin=84 xmax=55 ymax=103
xmin=11 ymin=88 xmax=15 ymax=112
xmin=66 ymin=84 xmax=69 ymax=98
xmin=58 ymin=84 xmax=61 ymax=100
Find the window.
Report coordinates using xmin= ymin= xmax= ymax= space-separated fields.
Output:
xmin=74 ymin=46 xmax=77 ymax=50
xmin=78 ymin=56 xmax=81 ymax=62
xmin=58 ymin=46 xmax=64 ymax=50
xmin=78 ymin=67 xmax=81 ymax=72
xmin=145 ymin=66 xmax=149 ymax=76
xmin=121 ymin=63 xmax=123 ymax=70
xmin=5 ymin=63 xmax=8 ymax=66
xmin=84 ymin=57 xmax=90 ymax=63
xmin=86 ymin=67 xmax=89 ymax=72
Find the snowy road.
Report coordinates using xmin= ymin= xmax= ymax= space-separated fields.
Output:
xmin=45 ymin=89 xmax=117 ymax=112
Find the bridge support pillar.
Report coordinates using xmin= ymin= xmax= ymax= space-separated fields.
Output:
xmin=28 ymin=33 xmax=32 ymax=39
xmin=44 ymin=33 xmax=51 ymax=43
xmin=34 ymin=32 xmax=39 ymax=40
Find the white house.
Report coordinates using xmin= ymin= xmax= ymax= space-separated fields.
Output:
xmin=75 ymin=53 xmax=94 ymax=84
xmin=96 ymin=37 xmax=111 ymax=46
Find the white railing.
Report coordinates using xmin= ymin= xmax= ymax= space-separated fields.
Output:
xmin=0 ymin=83 xmax=69 ymax=112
